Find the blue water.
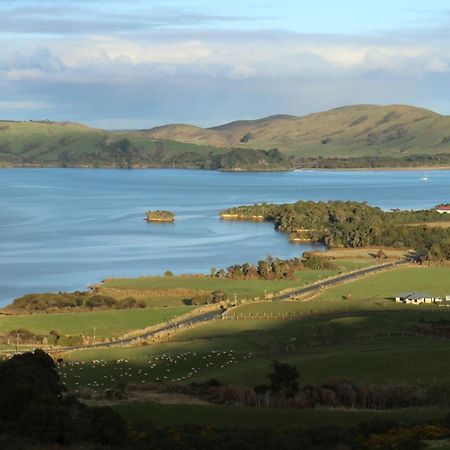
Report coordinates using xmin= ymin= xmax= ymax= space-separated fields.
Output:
xmin=0 ymin=168 xmax=449 ymax=305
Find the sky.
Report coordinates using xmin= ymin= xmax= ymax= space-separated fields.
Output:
xmin=1 ymin=0 xmax=450 ymax=128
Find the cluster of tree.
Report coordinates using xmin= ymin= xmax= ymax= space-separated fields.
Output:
xmin=56 ymin=137 xmax=292 ymax=170
xmin=208 ymin=253 xmax=337 ymax=283
xmin=187 ymin=361 xmax=432 ymax=410
xmin=205 ymin=148 xmax=290 ymax=170
xmin=302 ymin=252 xmax=338 ymax=270
xmin=221 ymin=200 xmax=450 ymax=262
xmin=0 ymin=350 xmax=127 ymax=447
xmin=8 ymin=292 xmax=145 ymax=313
xmin=0 ymin=328 xmax=43 ymax=346
xmin=291 ymin=153 xmax=450 ymax=169
xmin=188 ymin=289 xmax=228 ymax=306
xmin=0 ymin=328 xmax=83 ymax=347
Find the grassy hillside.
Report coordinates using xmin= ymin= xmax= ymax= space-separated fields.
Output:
xmin=1 ymin=104 xmax=450 ymax=169
xmin=0 ymin=120 xmax=234 ymax=168
xmin=58 ymin=266 xmax=450 ymax=389
xmin=5 ymin=265 xmax=450 ymax=435
xmin=145 ymin=104 xmax=450 ymax=158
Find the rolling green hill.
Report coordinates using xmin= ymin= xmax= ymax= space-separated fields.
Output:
xmin=146 ymin=104 xmax=450 ymax=157
xmin=2 ymin=104 xmax=450 ymax=169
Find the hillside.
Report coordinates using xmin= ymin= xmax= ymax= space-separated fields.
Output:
xmin=0 ymin=120 xmax=288 ymax=170
xmin=145 ymin=104 xmax=450 ymax=158
xmin=1 ymin=104 xmax=450 ymax=169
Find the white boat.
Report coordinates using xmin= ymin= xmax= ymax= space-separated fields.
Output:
xmin=420 ymin=172 xmax=428 ymax=181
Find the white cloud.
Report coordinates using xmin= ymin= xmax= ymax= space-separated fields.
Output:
xmin=0 ymin=32 xmax=446 ymax=84
xmin=2 ymin=12 xmax=450 ymax=125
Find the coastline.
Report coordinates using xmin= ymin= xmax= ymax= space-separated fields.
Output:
xmin=2 ymin=164 xmax=450 ymax=172
xmin=220 ymin=214 xmax=265 ymax=221
xmin=298 ymin=166 xmax=450 ymax=172
xmin=146 ymin=218 xmax=175 ymax=223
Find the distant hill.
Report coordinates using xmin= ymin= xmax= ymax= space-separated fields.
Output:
xmin=1 ymin=105 xmax=450 ymax=170
xmin=145 ymin=104 xmax=450 ymax=158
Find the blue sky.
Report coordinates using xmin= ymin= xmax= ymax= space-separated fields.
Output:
xmin=1 ymin=0 xmax=450 ymax=128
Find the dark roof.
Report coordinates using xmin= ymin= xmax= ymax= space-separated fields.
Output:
xmin=397 ymin=292 xmax=435 ymax=300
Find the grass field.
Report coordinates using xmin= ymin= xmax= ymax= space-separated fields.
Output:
xmin=93 ymin=249 xmax=406 ymax=307
xmin=59 ymin=335 xmax=450 ymax=392
xmin=114 ymin=403 xmax=450 ymax=429
xmin=317 ymin=266 xmax=450 ymax=305
xmin=98 ymin=269 xmax=340 ymax=305
xmin=56 ymin=266 xmax=450 ymax=390
xmin=0 ymin=306 xmax=194 ymax=338
xmin=227 ymin=266 xmax=450 ymax=317
xmin=50 ymin=264 xmax=450 ymax=431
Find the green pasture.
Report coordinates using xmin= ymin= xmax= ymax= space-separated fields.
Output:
xmin=317 ymin=266 xmax=450 ymax=304
xmin=0 ymin=306 xmax=194 ymax=339
xmin=115 ymin=403 xmax=450 ymax=429
xmin=60 ymin=342 xmax=254 ymax=389
xmin=59 ymin=310 xmax=450 ymax=390
xmin=100 ymin=269 xmax=339 ymax=302
xmin=228 ymin=266 xmax=450 ymax=317
xmin=335 ymin=258 xmax=381 ymax=271
xmin=45 ymin=265 xmax=450 ymax=401
xmin=184 ymin=337 xmax=450 ymax=387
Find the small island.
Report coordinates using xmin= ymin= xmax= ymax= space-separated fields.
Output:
xmin=145 ymin=210 xmax=175 ymax=223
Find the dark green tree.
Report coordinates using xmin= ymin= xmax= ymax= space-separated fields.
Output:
xmin=267 ymin=360 xmax=300 ymax=398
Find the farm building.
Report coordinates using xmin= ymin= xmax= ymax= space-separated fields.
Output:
xmin=395 ymin=292 xmax=442 ymax=305
xmin=436 ymin=204 xmax=450 ymax=214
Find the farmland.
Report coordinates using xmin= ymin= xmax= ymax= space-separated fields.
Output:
xmin=5 ymin=257 xmax=450 ymax=436
xmin=56 ymin=266 xmax=450 ymax=392
xmin=0 ymin=306 xmax=194 ymax=339
xmin=97 ymin=268 xmax=340 ymax=305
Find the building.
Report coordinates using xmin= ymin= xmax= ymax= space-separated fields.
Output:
xmin=436 ymin=204 xmax=450 ymax=214
xmin=395 ymin=292 xmax=441 ymax=305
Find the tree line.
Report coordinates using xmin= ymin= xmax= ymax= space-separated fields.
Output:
xmin=209 ymin=253 xmax=337 ymax=282
xmin=7 ymin=292 xmax=146 ymax=313
xmin=187 ymin=360 xmax=446 ymax=411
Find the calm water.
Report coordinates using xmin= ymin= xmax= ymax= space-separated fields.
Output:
xmin=0 ymin=168 xmax=449 ymax=305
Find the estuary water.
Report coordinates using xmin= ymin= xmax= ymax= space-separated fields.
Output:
xmin=0 ymin=168 xmax=449 ymax=305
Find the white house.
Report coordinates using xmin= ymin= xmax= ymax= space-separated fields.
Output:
xmin=436 ymin=204 xmax=450 ymax=214
xmin=395 ymin=292 xmax=440 ymax=305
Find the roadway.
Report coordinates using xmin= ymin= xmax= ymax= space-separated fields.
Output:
xmin=275 ymin=259 xmax=410 ymax=301
xmin=62 ymin=308 xmax=223 ymax=351
xmin=55 ymin=259 xmax=409 ymax=352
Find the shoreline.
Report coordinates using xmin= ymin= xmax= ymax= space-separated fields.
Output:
xmin=2 ymin=164 xmax=450 ymax=172
xmin=296 ymin=166 xmax=450 ymax=172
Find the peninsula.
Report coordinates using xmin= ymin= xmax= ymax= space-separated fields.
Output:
xmin=220 ymin=200 xmax=450 ymax=262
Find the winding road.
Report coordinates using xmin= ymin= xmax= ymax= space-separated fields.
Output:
xmin=55 ymin=258 xmax=409 ymax=353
